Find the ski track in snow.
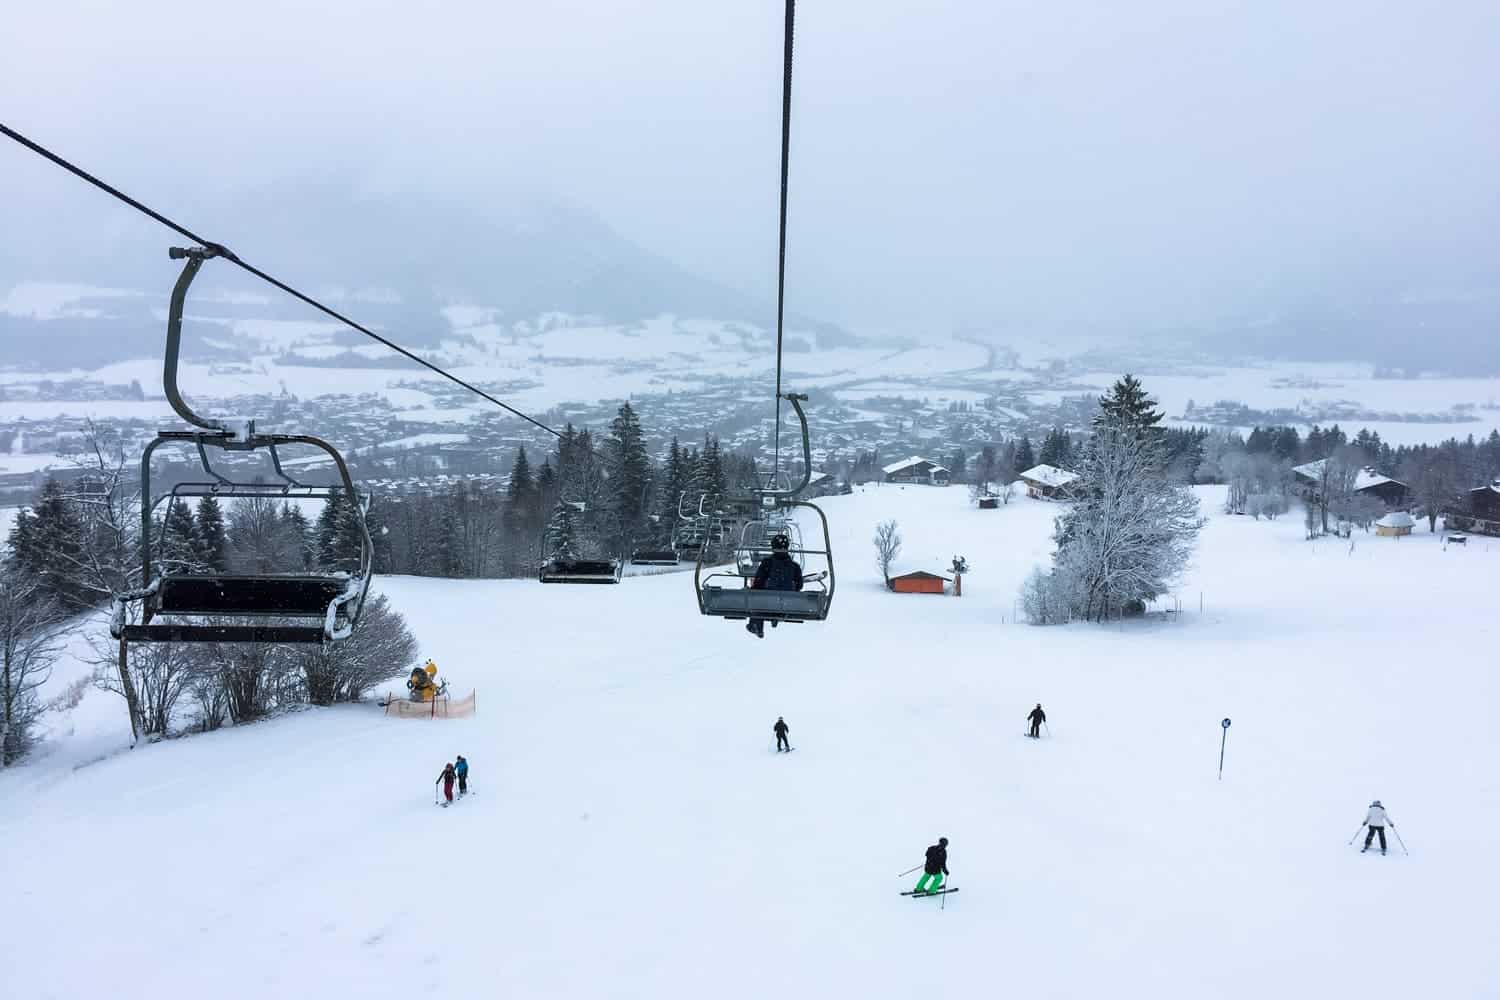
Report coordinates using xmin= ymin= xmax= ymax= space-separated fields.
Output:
xmin=1 ymin=485 xmax=1497 ymax=999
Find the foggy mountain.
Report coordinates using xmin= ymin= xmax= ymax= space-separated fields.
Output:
xmin=0 ymin=177 xmax=844 ymax=369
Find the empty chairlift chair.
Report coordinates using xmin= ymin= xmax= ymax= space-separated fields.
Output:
xmin=110 ymin=246 xmax=373 ymax=645
xmin=539 ymin=555 xmax=623 ymax=584
xmin=629 ymin=548 xmax=680 ymax=567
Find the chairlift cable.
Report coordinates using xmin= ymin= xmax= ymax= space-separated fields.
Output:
xmin=0 ymin=121 xmax=562 ymax=440
xmin=771 ymin=0 xmax=796 ymax=480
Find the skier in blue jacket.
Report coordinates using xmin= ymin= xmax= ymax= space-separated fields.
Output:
xmin=455 ymin=755 xmax=469 ymax=796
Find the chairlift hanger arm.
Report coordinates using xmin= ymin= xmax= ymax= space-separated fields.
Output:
xmin=764 ymin=392 xmax=812 ymax=500
xmin=164 ymin=249 xmax=227 ymax=433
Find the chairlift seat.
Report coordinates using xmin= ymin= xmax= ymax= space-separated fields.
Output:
xmin=699 ymin=586 xmax=827 ymax=622
xmin=540 ymin=558 xmax=622 ymax=584
xmin=630 ymin=550 xmax=679 ymax=566
xmin=155 ymin=574 xmax=352 ymax=616
xmin=120 ymin=622 xmax=331 ymax=644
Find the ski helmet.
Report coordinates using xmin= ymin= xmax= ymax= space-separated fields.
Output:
xmin=938 ymin=837 xmax=948 ymax=847
xmin=1371 ymin=800 xmax=1382 ymax=807
xmin=770 ymin=533 xmax=790 ymax=551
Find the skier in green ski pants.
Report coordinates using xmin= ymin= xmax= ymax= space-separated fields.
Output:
xmin=915 ymin=837 xmax=949 ymax=894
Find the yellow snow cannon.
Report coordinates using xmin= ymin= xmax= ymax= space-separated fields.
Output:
xmin=407 ymin=661 xmax=439 ymax=702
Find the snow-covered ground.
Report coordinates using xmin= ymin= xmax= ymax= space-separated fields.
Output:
xmin=2 ymin=486 xmax=1497 ymax=999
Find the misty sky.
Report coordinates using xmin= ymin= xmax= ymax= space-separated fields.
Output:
xmin=4 ymin=0 xmax=1498 ymax=337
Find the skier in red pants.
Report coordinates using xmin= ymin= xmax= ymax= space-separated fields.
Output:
xmin=436 ymin=762 xmax=457 ymax=805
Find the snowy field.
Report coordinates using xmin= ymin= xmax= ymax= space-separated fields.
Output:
xmin=2 ymin=486 xmax=1498 ymax=999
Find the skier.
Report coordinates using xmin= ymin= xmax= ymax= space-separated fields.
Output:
xmin=436 ymin=762 xmax=457 ymax=806
xmin=1361 ymin=800 xmax=1393 ymax=854
xmin=455 ymin=755 xmax=469 ymax=796
xmin=914 ymin=837 xmax=949 ymax=895
xmin=1027 ymin=703 xmax=1047 ymax=739
xmin=773 ymin=716 xmax=791 ymax=752
xmin=746 ymin=533 xmax=803 ymax=639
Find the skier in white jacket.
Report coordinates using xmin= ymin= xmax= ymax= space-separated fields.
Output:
xmin=1361 ymin=800 xmax=1393 ymax=854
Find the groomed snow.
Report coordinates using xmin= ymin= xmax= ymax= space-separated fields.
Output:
xmin=2 ymin=485 xmax=1497 ymax=999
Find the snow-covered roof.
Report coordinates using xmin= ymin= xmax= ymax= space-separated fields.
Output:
xmin=807 ymin=470 xmax=832 ymax=484
xmin=1019 ymin=464 xmax=1080 ymax=488
xmin=1292 ymin=460 xmax=1403 ymax=493
xmin=882 ymin=455 xmax=949 ymax=476
xmin=1376 ymin=512 xmax=1416 ymax=528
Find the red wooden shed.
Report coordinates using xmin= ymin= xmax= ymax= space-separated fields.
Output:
xmin=890 ymin=570 xmax=949 ymax=595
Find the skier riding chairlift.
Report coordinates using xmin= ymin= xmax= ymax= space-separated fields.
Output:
xmin=746 ymin=533 xmax=803 ymax=638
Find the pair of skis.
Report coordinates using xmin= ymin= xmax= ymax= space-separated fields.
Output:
xmin=900 ymin=887 xmax=959 ymax=898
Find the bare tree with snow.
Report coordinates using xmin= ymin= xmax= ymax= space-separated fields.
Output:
xmin=297 ymin=595 xmax=417 ymax=705
xmin=0 ymin=566 xmax=69 ymax=765
xmin=873 ymin=519 xmax=902 ymax=590
xmin=1314 ymin=445 xmax=1364 ymax=534
xmin=1402 ymin=447 xmax=1461 ymax=532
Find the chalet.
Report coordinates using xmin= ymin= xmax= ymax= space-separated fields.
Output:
xmin=889 ymin=570 xmax=949 ymax=594
xmin=802 ymin=470 xmax=843 ymax=499
xmin=1447 ymin=480 xmax=1500 ymax=537
xmin=1019 ymin=464 xmax=1079 ymax=500
xmin=1292 ymin=460 xmax=1408 ymax=507
xmin=1375 ymin=511 xmax=1415 ymax=537
xmin=882 ymin=456 xmax=951 ymax=486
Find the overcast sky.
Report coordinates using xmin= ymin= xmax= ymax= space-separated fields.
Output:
xmin=4 ymin=0 xmax=1498 ymax=337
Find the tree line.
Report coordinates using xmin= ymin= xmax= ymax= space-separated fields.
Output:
xmin=375 ymin=403 xmax=759 ymax=576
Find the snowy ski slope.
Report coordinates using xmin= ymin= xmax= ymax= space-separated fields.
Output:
xmin=2 ymin=485 xmax=1497 ymax=999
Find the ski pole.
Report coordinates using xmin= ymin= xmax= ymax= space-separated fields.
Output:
xmin=1347 ymin=823 xmax=1367 ymax=846
xmin=898 ymin=864 xmax=923 ymax=878
xmin=1043 ymin=721 xmax=1051 ymax=738
xmin=1390 ymin=823 xmax=1409 ymax=856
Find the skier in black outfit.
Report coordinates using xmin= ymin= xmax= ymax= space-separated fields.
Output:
xmin=773 ymin=716 xmax=791 ymax=752
xmin=746 ymin=533 xmax=803 ymax=638
xmin=914 ymin=837 xmax=949 ymax=895
xmin=1027 ymin=703 xmax=1047 ymax=738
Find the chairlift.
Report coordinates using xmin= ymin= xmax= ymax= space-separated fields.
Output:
xmin=110 ymin=247 xmax=373 ymax=644
xmin=672 ymin=492 xmax=731 ymax=560
xmin=539 ymin=502 xmax=624 ymax=583
xmin=630 ymin=549 xmax=680 ymax=567
xmin=734 ymin=517 xmax=805 ymax=578
xmin=539 ymin=556 xmax=623 ymax=584
xmin=695 ymin=394 xmax=834 ymax=624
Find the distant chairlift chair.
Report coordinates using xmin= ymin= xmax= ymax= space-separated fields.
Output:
xmin=630 ymin=549 xmax=680 ymax=567
xmin=110 ymin=246 xmax=373 ymax=645
xmin=733 ymin=518 xmax=805 ymax=578
xmin=538 ymin=555 xmax=624 ymax=584
xmin=694 ymin=394 xmax=834 ymax=624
